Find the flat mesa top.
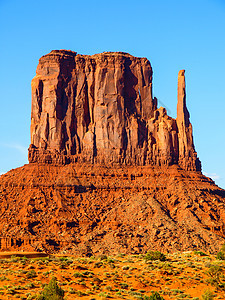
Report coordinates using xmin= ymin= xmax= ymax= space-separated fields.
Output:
xmin=41 ymin=49 xmax=146 ymax=60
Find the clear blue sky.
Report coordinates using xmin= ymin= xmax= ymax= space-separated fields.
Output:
xmin=0 ymin=0 xmax=224 ymax=188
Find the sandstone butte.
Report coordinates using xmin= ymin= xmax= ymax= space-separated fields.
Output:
xmin=0 ymin=50 xmax=225 ymax=256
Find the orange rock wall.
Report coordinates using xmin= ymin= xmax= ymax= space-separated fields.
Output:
xmin=29 ymin=50 xmax=201 ymax=171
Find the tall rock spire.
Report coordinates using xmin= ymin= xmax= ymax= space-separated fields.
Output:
xmin=176 ymin=70 xmax=201 ymax=171
xmin=177 ymin=70 xmax=189 ymax=127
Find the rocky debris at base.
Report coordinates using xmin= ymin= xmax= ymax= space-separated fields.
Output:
xmin=0 ymin=163 xmax=224 ymax=255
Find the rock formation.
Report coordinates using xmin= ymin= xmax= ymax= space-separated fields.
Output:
xmin=28 ymin=50 xmax=200 ymax=171
xmin=176 ymin=70 xmax=199 ymax=170
xmin=0 ymin=50 xmax=224 ymax=255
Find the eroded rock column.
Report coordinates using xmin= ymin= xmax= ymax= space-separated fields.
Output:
xmin=176 ymin=70 xmax=201 ymax=171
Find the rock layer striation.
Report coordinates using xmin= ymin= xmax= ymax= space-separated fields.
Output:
xmin=29 ymin=50 xmax=201 ymax=171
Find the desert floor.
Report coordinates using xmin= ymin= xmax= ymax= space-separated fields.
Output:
xmin=0 ymin=251 xmax=224 ymax=299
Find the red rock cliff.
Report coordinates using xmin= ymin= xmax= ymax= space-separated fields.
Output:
xmin=28 ymin=50 xmax=201 ymax=171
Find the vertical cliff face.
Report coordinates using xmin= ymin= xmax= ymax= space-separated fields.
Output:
xmin=28 ymin=50 xmax=201 ymax=171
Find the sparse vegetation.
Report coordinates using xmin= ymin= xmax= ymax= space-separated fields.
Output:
xmin=0 ymin=251 xmax=224 ymax=299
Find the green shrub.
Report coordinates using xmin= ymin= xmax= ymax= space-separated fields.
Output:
xmin=216 ymin=251 xmax=225 ymax=260
xmin=120 ymin=283 xmax=128 ymax=289
xmin=194 ymin=250 xmax=207 ymax=256
xmin=94 ymin=262 xmax=103 ymax=268
xmin=202 ymin=289 xmax=214 ymax=300
xmin=26 ymin=270 xmax=37 ymax=279
xmin=216 ymin=243 xmax=225 ymax=260
xmin=206 ymin=265 xmax=223 ymax=287
xmin=145 ymin=251 xmax=166 ymax=262
xmin=132 ymin=292 xmax=165 ymax=300
xmin=7 ymin=287 xmax=16 ymax=295
xmin=68 ymin=287 xmax=76 ymax=294
xmin=73 ymin=272 xmax=84 ymax=278
xmin=76 ymin=290 xmax=87 ymax=296
xmin=100 ymin=255 xmax=108 ymax=261
xmin=220 ymin=243 xmax=225 ymax=252
xmin=36 ymin=277 xmax=64 ymax=300
xmin=149 ymin=291 xmax=165 ymax=300
xmin=98 ymin=292 xmax=110 ymax=298
xmin=27 ymin=295 xmax=36 ymax=300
